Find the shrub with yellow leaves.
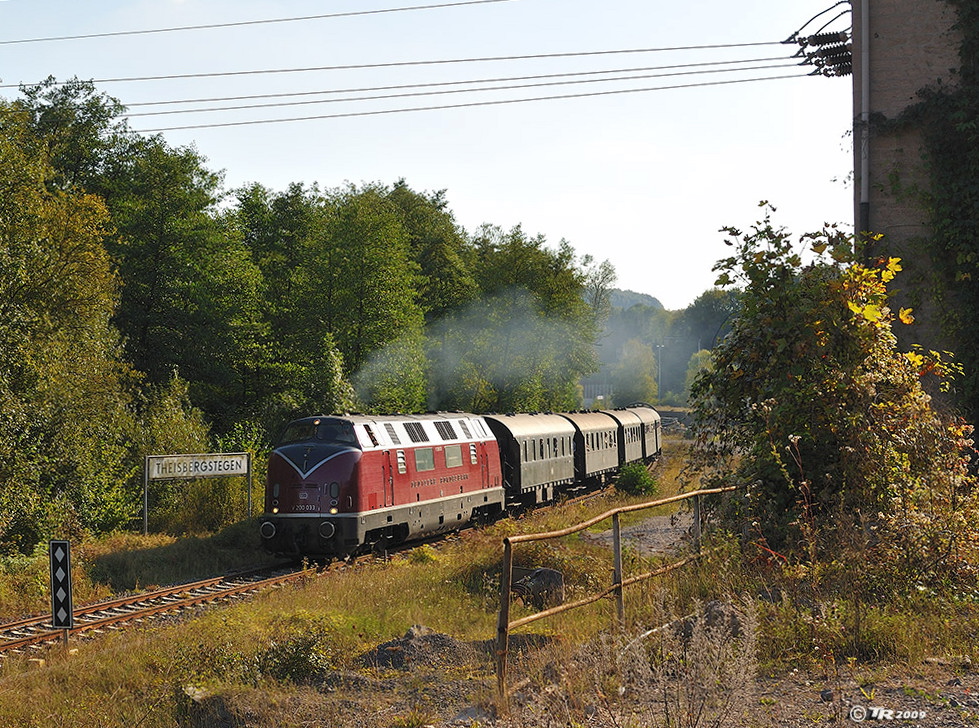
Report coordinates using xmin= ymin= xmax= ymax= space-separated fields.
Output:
xmin=688 ymin=204 xmax=979 ymax=599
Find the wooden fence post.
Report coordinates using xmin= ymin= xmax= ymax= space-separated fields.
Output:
xmin=612 ymin=512 xmax=624 ymax=627
xmin=496 ymin=538 xmax=514 ymax=710
xmin=693 ymin=495 xmax=702 ymax=553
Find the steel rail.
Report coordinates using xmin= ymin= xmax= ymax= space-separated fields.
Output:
xmin=0 ymin=566 xmax=309 ymax=655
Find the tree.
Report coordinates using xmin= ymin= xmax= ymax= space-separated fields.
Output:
xmin=426 ymin=225 xmax=601 ymax=412
xmin=610 ymin=339 xmax=658 ymax=405
xmin=582 ymin=255 xmax=617 ymax=324
xmin=386 ymin=180 xmax=478 ymax=321
xmin=231 ymin=183 xmax=356 ymax=426
xmin=672 ymin=288 xmax=740 ymax=351
xmin=683 ymin=349 xmax=711 ymax=401
xmin=102 ymin=136 xmax=267 ymax=427
xmin=0 ymin=102 xmax=138 ymax=549
xmin=17 ymin=80 xmax=275 ymax=431
xmin=294 ymin=184 xmax=426 ymax=410
xmin=17 ymin=77 xmax=129 ymax=193
xmin=689 ymin=207 xmax=979 ymax=593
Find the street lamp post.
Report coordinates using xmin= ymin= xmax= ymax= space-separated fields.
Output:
xmin=654 ymin=343 xmax=665 ymax=402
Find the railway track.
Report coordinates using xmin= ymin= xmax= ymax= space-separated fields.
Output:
xmin=0 ymin=565 xmax=309 ymax=656
xmin=0 ymin=481 xmax=637 ymax=658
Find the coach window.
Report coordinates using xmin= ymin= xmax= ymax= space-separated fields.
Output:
xmin=445 ymin=444 xmax=463 ymax=468
xmin=415 ymin=448 xmax=435 ymax=472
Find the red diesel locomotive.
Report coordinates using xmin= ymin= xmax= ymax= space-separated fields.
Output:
xmin=259 ymin=413 xmax=506 ymax=557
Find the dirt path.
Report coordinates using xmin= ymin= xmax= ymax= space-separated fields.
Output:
xmin=582 ymin=509 xmax=694 ymax=556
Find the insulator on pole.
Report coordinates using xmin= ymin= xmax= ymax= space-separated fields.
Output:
xmin=802 ymin=31 xmax=849 ymax=47
xmin=813 ymin=43 xmax=852 ymax=60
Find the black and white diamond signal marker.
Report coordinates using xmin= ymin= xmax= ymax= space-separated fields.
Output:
xmin=49 ymin=540 xmax=73 ymax=630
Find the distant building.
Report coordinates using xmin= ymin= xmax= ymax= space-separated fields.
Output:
xmin=581 ymin=372 xmax=614 ymax=409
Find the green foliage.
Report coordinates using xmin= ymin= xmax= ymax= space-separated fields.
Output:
xmin=610 ymin=338 xmax=658 ymax=406
xmin=600 ymin=289 xmax=739 ymax=403
xmin=614 ymin=462 xmax=658 ymax=497
xmin=232 ymin=184 xmax=357 ymax=424
xmin=427 ymin=224 xmax=600 ymax=412
xmin=386 ymin=179 xmax=478 ymax=321
xmin=0 ymin=100 xmax=139 ymax=551
xmin=302 ymin=183 xmax=425 ymax=374
xmin=353 ymin=334 xmax=428 ymax=414
xmin=684 ymin=349 xmax=711 ymax=402
xmin=257 ymin=635 xmax=332 ymax=683
xmin=689 ymin=206 xmax=979 ymax=596
xmin=1 ymin=79 xmax=611 ymax=547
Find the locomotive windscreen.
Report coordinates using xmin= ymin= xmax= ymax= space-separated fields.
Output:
xmin=278 ymin=418 xmax=358 ymax=446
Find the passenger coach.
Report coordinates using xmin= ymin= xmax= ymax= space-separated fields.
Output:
xmin=482 ymin=413 xmax=576 ymax=506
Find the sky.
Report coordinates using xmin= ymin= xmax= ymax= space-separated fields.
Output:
xmin=0 ymin=0 xmax=855 ymax=310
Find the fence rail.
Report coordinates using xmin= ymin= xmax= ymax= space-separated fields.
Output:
xmin=495 ymin=485 xmax=738 ymax=705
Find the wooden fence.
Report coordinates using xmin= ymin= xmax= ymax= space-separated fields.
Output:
xmin=494 ymin=485 xmax=738 ymax=704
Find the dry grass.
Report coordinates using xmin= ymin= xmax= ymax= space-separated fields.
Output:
xmin=0 ymin=519 xmax=281 ymax=620
xmin=11 ymin=435 xmax=976 ymax=726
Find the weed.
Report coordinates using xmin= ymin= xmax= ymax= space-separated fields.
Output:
xmin=388 ymin=706 xmax=435 ymax=728
xmin=407 ymin=544 xmax=439 ymax=564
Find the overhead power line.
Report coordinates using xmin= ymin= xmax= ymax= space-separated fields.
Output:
xmin=124 ymin=55 xmax=793 ymax=109
xmin=4 ymin=41 xmax=785 ymax=90
xmin=0 ymin=0 xmax=516 ymax=46
xmin=131 ymin=72 xmax=809 ymax=133
xmin=784 ymin=1 xmax=850 ymax=42
xmin=124 ymin=61 xmax=801 ymax=118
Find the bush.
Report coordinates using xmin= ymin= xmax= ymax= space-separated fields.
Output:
xmin=615 ymin=462 xmax=658 ymax=497
xmin=689 ymin=207 xmax=979 ymax=596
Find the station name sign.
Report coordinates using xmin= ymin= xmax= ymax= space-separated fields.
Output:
xmin=147 ymin=453 xmax=249 ymax=481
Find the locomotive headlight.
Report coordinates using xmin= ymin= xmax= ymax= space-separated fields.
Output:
xmin=330 ymin=507 xmax=338 ymax=514
xmin=272 ymin=507 xmax=279 ymax=514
